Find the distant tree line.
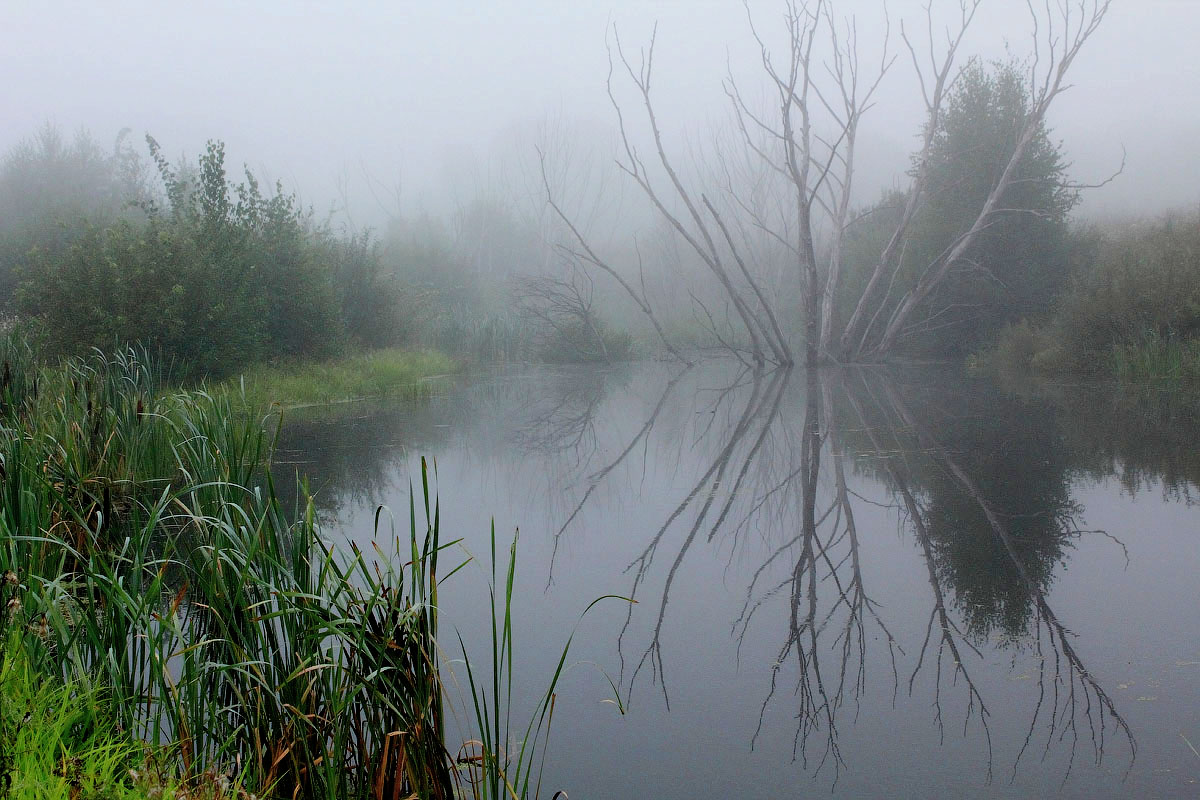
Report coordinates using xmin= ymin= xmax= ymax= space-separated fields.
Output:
xmin=0 ymin=125 xmax=644 ymax=376
xmin=0 ymin=127 xmax=422 ymax=376
xmin=2 ymin=63 xmax=1196 ymax=381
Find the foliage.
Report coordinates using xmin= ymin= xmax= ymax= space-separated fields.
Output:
xmin=219 ymin=347 xmax=456 ymax=409
xmin=1059 ymin=214 xmax=1200 ymax=370
xmin=837 ymin=61 xmax=1078 ymax=356
xmin=0 ymin=124 xmax=147 ymax=308
xmin=321 ymin=231 xmax=410 ymax=349
xmin=0 ymin=339 xmax=605 ymax=799
xmin=978 ymin=213 xmax=1200 ymax=381
xmin=379 ymin=220 xmax=534 ymax=363
xmin=0 ymin=640 xmax=246 ymax=800
xmin=1 ymin=123 xmax=624 ymax=371
xmin=0 ymin=343 xmax=452 ymax=797
xmin=17 ymin=138 xmax=344 ymax=377
xmin=532 ymin=320 xmax=633 ymax=364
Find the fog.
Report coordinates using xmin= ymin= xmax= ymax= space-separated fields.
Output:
xmin=3 ymin=0 xmax=1197 ymax=224
xmin=5 ymin=5 xmax=1200 ymax=797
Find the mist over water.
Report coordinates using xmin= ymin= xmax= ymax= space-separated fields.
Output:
xmin=276 ymin=363 xmax=1200 ymax=798
xmin=5 ymin=1 xmax=1200 ymax=795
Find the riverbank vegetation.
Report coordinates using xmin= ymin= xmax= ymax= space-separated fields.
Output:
xmin=976 ymin=212 xmax=1200 ymax=382
xmin=4 ymin=113 xmax=1196 ymax=385
xmin=0 ymin=640 xmax=240 ymax=800
xmin=0 ymin=125 xmax=632 ymax=378
xmin=219 ymin=348 xmax=456 ymax=410
xmin=0 ymin=339 xmax=587 ymax=798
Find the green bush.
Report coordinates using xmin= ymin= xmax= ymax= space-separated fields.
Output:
xmin=15 ymin=138 xmax=344 ymax=377
xmin=0 ymin=124 xmax=148 ymax=308
xmin=322 ymin=230 xmax=410 ymax=349
xmin=975 ymin=213 xmax=1200 ymax=382
xmin=1058 ymin=214 xmax=1200 ymax=359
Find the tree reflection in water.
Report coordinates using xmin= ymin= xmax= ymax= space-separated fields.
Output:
xmin=544 ymin=363 xmax=1136 ymax=785
xmin=272 ymin=362 xmax=1165 ymax=790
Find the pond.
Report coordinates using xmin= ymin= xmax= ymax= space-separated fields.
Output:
xmin=273 ymin=360 xmax=1200 ymax=798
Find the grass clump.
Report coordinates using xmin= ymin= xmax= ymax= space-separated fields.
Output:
xmin=218 ymin=348 xmax=457 ymax=409
xmin=0 ymin=336 xmax=607 ymax=799
xmin=1106 ymin=331 xmax=1200 ymax=383
xmin=0 ymin=636 xmax=243 ymax=800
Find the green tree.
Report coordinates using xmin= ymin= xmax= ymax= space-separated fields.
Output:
xmin=839 ymin=61 xmax=1079 ymax=356
xmin=0 ymin=125 xmax=146 ymax=306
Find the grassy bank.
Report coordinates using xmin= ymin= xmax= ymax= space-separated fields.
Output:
xmin=0 ymin=339 xmax=584 ymax=799
xmin=0 ymin=640 xmax=242 ymax=800
xmin=217 ymin=348 xmax=457 ymax=409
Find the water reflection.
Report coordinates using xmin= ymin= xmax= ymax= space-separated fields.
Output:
xmin=274 ymin=362 xmax=1200 ymax=796
xmin=545 ymin=365 xmax=1137 ymax=783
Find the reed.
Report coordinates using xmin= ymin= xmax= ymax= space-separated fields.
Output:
xmin=1 ymin=338 xmax=605 ymax=799
xmin=1107 ymin=330 xmax=1200 ymax=383
xmin=453 ymin=527 xmax=625 ymax=800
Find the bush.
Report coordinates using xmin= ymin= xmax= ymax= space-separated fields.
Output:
xmin=1058 ymin=214 xmax=1200 ymax=359
xmin=0 ymin=124 xmax=148 ymax=308
xmin=16 ymin=138 xmax=344 ymax=377
xmin=322 ymin=230 xmax=409 ymax=349
xmin=975 ymin=213 xmax=1200 ymax=382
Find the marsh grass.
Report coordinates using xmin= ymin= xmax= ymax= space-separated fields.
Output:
xmin=219 ymin=348 xmax=457 ymax=410
xmin=1 ymin=340 xmax=608 ymax=799
xmin=0 ymin=634 xmax=245 ymax=800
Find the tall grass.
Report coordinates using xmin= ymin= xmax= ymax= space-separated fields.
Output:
xmin=1107 ymin=330 xmax=1200 ymax=383
xmin=0 ymin=630 xmax=239 ymax=800
xmin=219 ymin=347 xmax=456 ymax=410
xmin=1 ymin=339 xmax=609 ymax=799
xmin=454 ymin=528 xmax=625 ymax=800
xmin=419 ymin=305 xmax=531 ymax=365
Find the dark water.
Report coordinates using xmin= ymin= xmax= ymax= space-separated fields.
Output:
xmin=274 ymin=361 xmax=1200 ymax=798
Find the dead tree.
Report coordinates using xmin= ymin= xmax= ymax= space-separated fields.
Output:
xmin=732 ymin=0 xmax=894 ymax=365
xmin=541 ymin=27 xmax=794 ymax=366
xmin=740 ymin=0 xmax=1112 ymax=361
xmin=537 ymin=147 xmax=692 ymax=365
xmin=513 ymin=262 xmax=615 ymax=363
xmin=836 ymin=0 xmax=982 ymax=359
xmin=859 ymin=0 xmax=1114 ymax=359
xmin=548 ymin=0 xmax=1112 ymax=364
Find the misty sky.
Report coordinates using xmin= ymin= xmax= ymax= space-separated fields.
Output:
xmin=3 ymin=0 xmax=1197 ymax=224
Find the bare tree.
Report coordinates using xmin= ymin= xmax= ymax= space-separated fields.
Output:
xmin=860 ymin=0 xmax=1114 ymax=358
xmin=514 ymin=261 xmax=616 ymax=363
xmin=546 ymin=0 xmax=1112 ymax=364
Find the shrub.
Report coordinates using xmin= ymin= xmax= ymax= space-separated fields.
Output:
xmin=1058 ymin=213 xmax=1200 ymax=360
xmin=16 ymin=138 xmax=344 ymax=377
xmin=0 ymin=124 xmax=148 ymax=308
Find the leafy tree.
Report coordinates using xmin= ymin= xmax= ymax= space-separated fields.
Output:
xmin=838 ymin=61 xmax=1078 ymax=356
xmin=17 ymin=137 xmax=342 ymax=376
xmin=322 ymin=229 xmax=410 ymax=349
xmin=0 ymin=124 xmax=146 ymax=306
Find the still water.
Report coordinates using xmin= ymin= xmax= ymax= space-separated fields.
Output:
xmin=274 ymin=361 xmax=1200 ymax=798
